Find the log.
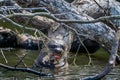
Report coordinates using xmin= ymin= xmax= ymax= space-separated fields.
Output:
xmin=73 ymin=0 xmax=120 ymax=51
xmin=73 ymin=0 xmax=120 ymax=29
xmin=15 ymin=0 xmax=120 ymax=28
xmin=0 ymin=27 xmax=43 ymax=50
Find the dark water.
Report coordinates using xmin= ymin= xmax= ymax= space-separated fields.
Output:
xmin=0 ymin=49 xmax=120 ymax=80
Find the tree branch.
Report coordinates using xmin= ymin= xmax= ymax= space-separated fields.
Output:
xmin=0 ymin=63 xmax=53 ymax=77
xmin=1 ymin=12 xmax=120 ymax=24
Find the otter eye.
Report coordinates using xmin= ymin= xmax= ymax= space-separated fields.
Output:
xmin=60 ymin=45 xmax=65 ymax=50
xmin=48 ymin=44 xmax=57 ymax=49
xmin=47 ymin=43 xmax=65 ymax=51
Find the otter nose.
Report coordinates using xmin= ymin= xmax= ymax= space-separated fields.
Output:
xmin=54 ymin=48 xmax=63 ymax=54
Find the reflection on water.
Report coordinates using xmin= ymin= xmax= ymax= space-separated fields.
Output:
xmin=0 ymin=49 xmax=120 ymax=80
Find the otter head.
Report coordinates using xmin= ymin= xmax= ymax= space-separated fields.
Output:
xmin=34 ymin=38 xmax=68 ymax=69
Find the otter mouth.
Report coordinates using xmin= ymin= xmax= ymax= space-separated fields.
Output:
xmin=54 ymin=53 xmax=62 ymax=60
xmin=50 ymin=53 xmax=62 ymax=64
xmin=49 ymin=52 xmax=67 ymax=69
xmin=34 ymin=51 xmax=65 ymax=69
